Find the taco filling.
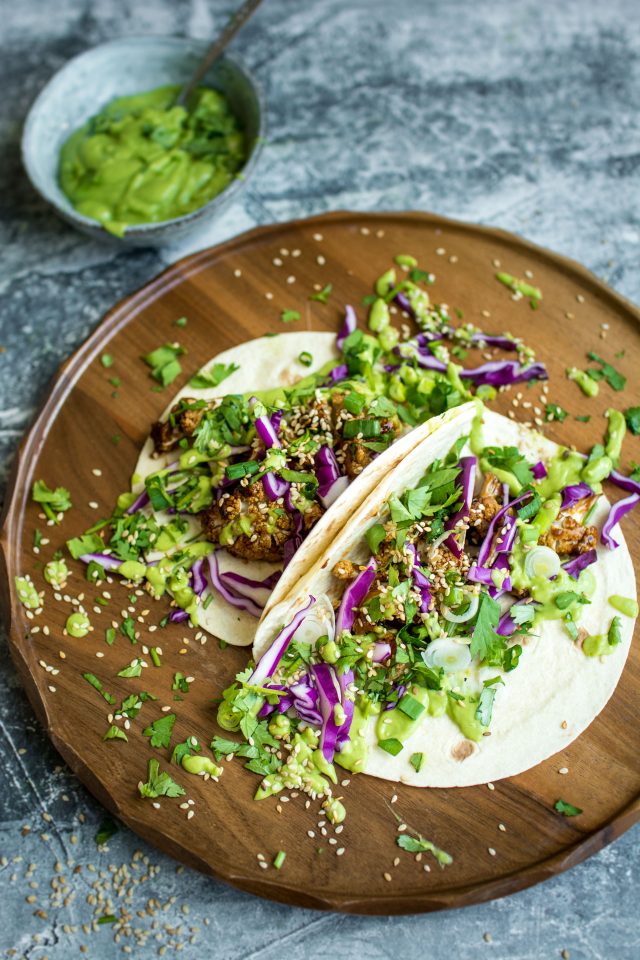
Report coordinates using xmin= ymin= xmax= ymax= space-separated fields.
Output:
xmin=212 ymin=403 xmax=636 ymax=806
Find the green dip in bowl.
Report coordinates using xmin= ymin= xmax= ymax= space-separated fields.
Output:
xmin=59 ymin=84 xmax=246 ymax=237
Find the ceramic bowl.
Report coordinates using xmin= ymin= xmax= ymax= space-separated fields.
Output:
xmin=21 ymin=36 xmax=264 ymax=246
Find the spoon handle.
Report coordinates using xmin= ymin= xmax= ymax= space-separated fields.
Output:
xmin=175 ymin=0 xmax=264 ymax=107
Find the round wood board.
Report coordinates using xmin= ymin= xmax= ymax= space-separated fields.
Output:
xmin=1 ymin=211 xmax=639 ymax=915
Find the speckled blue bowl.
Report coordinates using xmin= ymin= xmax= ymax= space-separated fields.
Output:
xmin=21 ymin=37 xmax=264 ymax=246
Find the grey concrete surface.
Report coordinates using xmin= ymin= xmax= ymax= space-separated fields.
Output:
xmin=1 ymin=0 xmax=639 ymax=957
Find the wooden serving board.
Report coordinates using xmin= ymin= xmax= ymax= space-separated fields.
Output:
xmin=1 ymin=211 xmax=639 ymax=914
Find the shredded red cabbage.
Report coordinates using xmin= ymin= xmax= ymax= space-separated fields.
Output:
xmin=561 ymin=482 xmax=593 ymax=509
xmin=470 ymin=332 xmax=518 ymax=351
xmin=315 ymin=445 xmax=349 ymax=509
xmin=169 ymin=607 xmax=189 ymax=623
xmin=262 ymin=471 xmax=290 ymax=502
xmin=562 ymin=549 xmax=597 ymax=579
xmin=255 ymin=414 xmax=281 ymax=449
xmin=444 ymin=455 xmax=476 ymax=557
xmin=601 ymin=493 xmax=640 ymax=550
xmin=531 ymin=461 xmax=547 ymax=480
xmin=208 ymin=552 xmax=263 ymax=618
xmin=282 ymin=512 xmax=304 ymax=568
xmin=250 ymin=596 xmax=316 ymax=686
xmin=336 ymin=305 xmax=357 ymax=351
xmin=396 ymin=341 xmax=548 ymax=386
xmin=609 ymin=469 xmax=640 ymax=497
xmin=328 ymin=363 xmax=349 ymax=383
xmin=335 ymin=668 xmax=355 ymax=748
xmin=190 ymin=557 xmax=207 ymax=596
xmin=372 ymin=641 xmax=392 ymax=662
xmin=127 ymin=489 xmax=150 ymax=514
xmin=79 ymin=552 xmax=122 ymax=571
xmin=335 ymin=558 xmax=377 ymax=635
xmin=407 ymin=543 xmax=432 ymax=612
xmin=218 ymin=569 xmax=280 ymax=608
xmin=312 ymin=662 xmax=352 ymax=762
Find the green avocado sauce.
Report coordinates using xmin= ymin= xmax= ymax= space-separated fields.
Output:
xmin=446 ymin=695 xmax=486 ymax=742
xmin=335 ymin=700 xmax=376 ymax=773
xmin=59 ymin=85 xmax=246 ymax=237
xmin=608 ymin=595 xmax=639 ymax=618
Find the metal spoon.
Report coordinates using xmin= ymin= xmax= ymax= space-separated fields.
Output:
xmin=175 ymin=0 xmax=264 ymax=108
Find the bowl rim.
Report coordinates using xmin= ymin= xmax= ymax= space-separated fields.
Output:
xmin=21 ymin=35 xmax=266 ymax=240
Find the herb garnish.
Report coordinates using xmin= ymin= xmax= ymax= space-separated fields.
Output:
xmin=554 ymin=799 xmax=583 ymax=817
xmin=82 ymin=672 xmax=116 ymax=705
xmin=142 ymin=342 xmax=185 ymax=387
xmin=624 ymin=407 xmax=640 ymax=435
xmin=189 ymin=362 xmax=239 ymax=390
xmin=142 ymin=714 xmax=176 ymax=750
xmin=138 ymin=759 xmax=185 ymax=799
xmin=309 ymin=283 xmax=332 ymax=303
xmin=586 ymin=352 xmax=626 ymax=391
xmin=544 ymin=403 xmax=568 ymax=423
xmin=280 ymin=309 xmax=301 ymax=323
xmin=32 ymin=480 xmax=72 ymax=523
xmin=95 ymin=817 xmax=119 ymax=845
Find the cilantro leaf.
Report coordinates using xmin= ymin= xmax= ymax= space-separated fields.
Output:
xmin=510 ymin=603 xmax=535 ymax=626
xmin=470 ymin=593 xmax=506 ymax=664
xmin=117 ymin=658 xmax=145 ymax=678
xmin=172 ymin=672 xmax=190 ymax=694
xmin=66 ymin=532 xmax=105 ymax=559
xmin=624 ymin=407 xmax=640 ymax=435
xmin=171 ymin=736 xmax=201 ymax=766
xmin=103 ymin=725 xmax=128 ymax=742
xmin=544 ymin=403 xmax=568 ymax=423
xmin=366 ymin=522 xmax=387 ymax=555
xmin=142 ymin=713 xmax=176 ymax=750
xmin=475 ymin=682 xmax=500 ymax=727
xmin=142 ymin=343 xmax=185 ymax=388
xmin=32 ymin=480 xmax=72 ymax=523
xmin=281 ymin=309 xmax=301 ymax=323
xmin=138 ymin=759 xmax=185 ymax=799
xmin=95 ymin=817 xmax=118 ymax=845
xmin=554 ymin=799 xmax=583 ymax=817
xmin=309 ymin=283 xmax=332 ymax=303
xmin=396 ymin=833 xmax=453 ymax=867
xmin=482 ymin=446 xmax=533 ymax=486
xmin=189 ymin=362 xmax=239 ymax=390
xmin=587 ymin=352 xmax=626 ymax=391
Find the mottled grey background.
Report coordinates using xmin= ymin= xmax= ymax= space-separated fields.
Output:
xmin=1 ymin=0 xmax=639 ymax=957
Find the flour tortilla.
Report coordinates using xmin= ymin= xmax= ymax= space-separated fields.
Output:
xmin=253 ymin=403 xmax=636 ymax=786
xmin=133 ymin=334 xmax=470 ymax=646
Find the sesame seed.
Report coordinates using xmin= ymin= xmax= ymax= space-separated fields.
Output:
xmin=488 ymin=847 xmax=496 ymax=856
xmin=317 ymin=255 xmax=326 ymax=265
xmin=576 ymin=294 xmax=585 ymax=303
xmin=286 ymin=275 xmax=296 ymax=284
xmin=264 ymin=292 xmax=273 ymax=300
xmin=498 ymin=823 xmax=506 ymax=832
xmin=487 ymin=782 xmax=495 ymax=791
xmin=336 ymin=848 xmax=345 ymax=856
xmin=313 ymin=233 xmax=323 ymax=241
xmin=233 ymin=268 xmax=242 ymax=277
xmin=559 ymin=767 xmax=569 ymax=775
xmin=383 ymin=872 xmax=392 ymax=882
xmin=436 ymin=247 xmax=446 ymax=255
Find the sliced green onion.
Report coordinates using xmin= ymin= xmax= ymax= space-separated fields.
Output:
xmin=225 ymin=460 xmax=260 ymax=480
xmin=342 ymin=418 xmax=381 ymax=439
xmin=378 ymin=738 xmax=404 ymax=756
xmin=150 ymin=647 xmax=162 ymax=667
xmin=524 ymin=545 xmax=561 ymax=580
xmin=299 ymin=351 xmax=313 ymax=367
xmin=410 ymin=752 xmax=424 ymax=772
xmin=398 ymin=693 xmax=425 ymax=721
xmin=273 ymin=850 xmax=286 ymax=869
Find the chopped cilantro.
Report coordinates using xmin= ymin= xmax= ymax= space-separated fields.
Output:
xmin=120 ymin=616 xmax=137 ymax=644
xmin=117 ymin=657 xmax=145 ymax=678
xmin=142 ymin=342 xmax=185 ymax=387
xmin=174 ymin=316 xmax=188 ymax=328
xmin=103 ymin=725 xmax=127 ymax=742
xmin=100 ymin=354 xmax=114 ymax=368
xmin=396 ymin=832 xmax=452 ymax=866
xmin=483 ymin=447 xmax=533 ymax=486
xmin=545 ymin=403 xmax=568 ymax=423
xmin=83 ymin=672 xmax=116 ymax=705
xmin=142 ymin=713 xmax=176 ymax=750
xmin=608 ymin=616 xmax=622 ymax=647
xmin=98 ymin=915 xmax=118 ymax=925
xmin=554 ymin=591 xmax=590 ymax=611
xmin=366 ymin=522 xmax=387 ymax=555
xmin=624 ymin=407 xmax=640 ymax=435
xmin=470 ymin=593 xmax=505 ymax=665
xmin=95 ymin=817 xmax=118 ymax=845
xmin=409 ymin=752 xmax=424 ymax=772
xmin=587 ymin=352 xmax=626 ymax=391
xmin=105 ymin=627 xmax=116 ymax=646
xmin=172 ymin=672 xmax=190 ymax=694
xmin=171 ymin=736 xmax=201 ymax=766
xmin=281 ymin=309 xmax=301 ymax=323
xmin=554 ymin=799 xmax=583 ymax=817
xmin=32 ymin=480 xmax=72 ymax=523
xmin=409 ymin=268 xmax=433 ymax=284
xmin=189 ymin=362 xmax=239 ymax=390
xmin=575 ymin=414 xmax=591 ymax=423
xmin=309 ymin=283 xmax=332 ymax=303
xmin=475 ymin=677 xmax=504 ymax=727
xmin=138 ymin=758 xmax=185 ymax=799
xmin=66 ymin=532 xmax=104 ymax=559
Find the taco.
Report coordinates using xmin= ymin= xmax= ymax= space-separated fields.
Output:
xmin=241 ymin=400 xmax=637 ymax=791
xmin=68 ymin=281 xmax=548 ymax=647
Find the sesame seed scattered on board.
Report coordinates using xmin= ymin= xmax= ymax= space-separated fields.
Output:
xmin=487 ymin=782 xmax=495 ymax=791
xmin=488 ymin=847 xmax=496 ymax=857
xmin=233 ymin=268 xmax=242 ymax=277
xmin=559 ymin=767 xmax=569 ymax=775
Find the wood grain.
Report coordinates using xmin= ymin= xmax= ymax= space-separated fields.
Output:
xmin=1 ymin=211 xmax=639 ymax=914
